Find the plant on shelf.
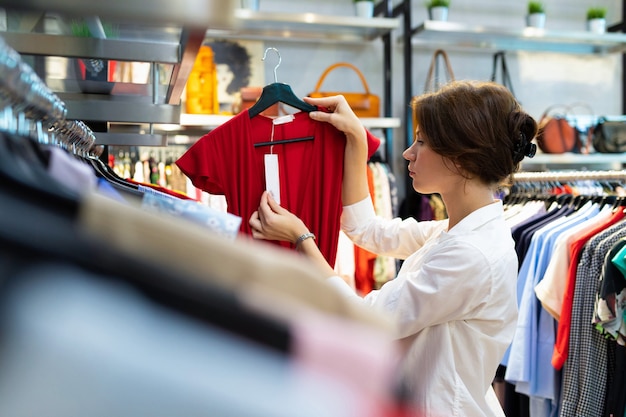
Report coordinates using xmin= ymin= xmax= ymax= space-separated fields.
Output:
xmin=426 ymin=0 xmax=450 ymax=21
xmin=527 ymin=1 xmax=545 ymax=15
xmin=70 ymin=18 xmax=119 ymax=92
xmin=526 ymin=1 xmax=546 ymax=28
xmin=426 ymin=0 xmax=450 ymax=7
xmin=586 ymin=6 xmax=607 ymax=20
xmin=586 ymin=6 xmax=607 ymax=33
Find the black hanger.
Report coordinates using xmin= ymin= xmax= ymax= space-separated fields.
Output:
xmin=248 ymin=83 xmax=316 ymax=118
xmin=248 ymin=48 xmax=317 ymax=119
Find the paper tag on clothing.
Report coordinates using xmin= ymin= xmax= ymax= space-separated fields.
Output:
xmin=264 ymin=153 xmax=281 ymax=204
xmin=272 ymin=114 xmax=295 ymax=125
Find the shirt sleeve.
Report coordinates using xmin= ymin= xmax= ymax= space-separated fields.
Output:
xmin=175 ymin=132 xmax=224 ymax=195
xmin=326 ymin=276 xmax=364 ymax=301
xmin=341 ymin=197 xmax=445 ymax=260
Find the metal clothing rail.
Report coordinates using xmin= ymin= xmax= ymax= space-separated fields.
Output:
xmin=0 ymin=35 xmax=96 ymax=155
xmin=512 ymin=170 xmax=626 ymax=183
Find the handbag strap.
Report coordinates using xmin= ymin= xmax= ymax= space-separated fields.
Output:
xmin=424 ymin=49 xmax=455 ymax=92
xmin=539 ymin=104 xmax=572 ymax=123
xmin=491 ymin=51 xmax=516 ymax=97
xmin=312 ymin=62 xmax=372 ymax=94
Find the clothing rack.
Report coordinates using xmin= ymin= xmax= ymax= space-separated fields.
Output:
xmin=512 ymin=169 xmax=626 ymax=183
xmin=0 ymin=35 xmax=96 ymax=155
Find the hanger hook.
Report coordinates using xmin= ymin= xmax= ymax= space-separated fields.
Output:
xmin=262 ymin=47 xmax=281 ymax=83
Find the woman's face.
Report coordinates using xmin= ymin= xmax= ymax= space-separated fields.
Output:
xmin=402 ymin=127 xmax=456 ymax=195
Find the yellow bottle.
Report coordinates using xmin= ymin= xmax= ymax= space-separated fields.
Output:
xmin=185 ymin=45 xmax=219 ymax=114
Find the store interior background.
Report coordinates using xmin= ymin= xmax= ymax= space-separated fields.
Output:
xmin=248 ymin=0 xmax=622 ymax=196
xmin=4 ymin=0 xmax=623 ymax=201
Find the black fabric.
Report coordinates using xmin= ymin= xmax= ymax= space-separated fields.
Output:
xmin=503 ymin=378 xmax=530 ymax=417
xmin=604 ymin=342 xmax=626 ymax=417
xmin=0 ymin=131 xmax=80 ymax=215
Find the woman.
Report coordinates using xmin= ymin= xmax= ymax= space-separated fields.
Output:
xmin=249 ymin=80 xmax=538 ymax=416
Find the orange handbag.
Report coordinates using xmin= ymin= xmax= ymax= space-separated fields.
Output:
xmin=536 ymin=105 xmax=582 ymax=154
xmin=309 ymin=62 xmax=380 ymax=118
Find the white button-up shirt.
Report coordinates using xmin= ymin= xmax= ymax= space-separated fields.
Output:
xmin=328 ymin=197 xmax=518 ymax=417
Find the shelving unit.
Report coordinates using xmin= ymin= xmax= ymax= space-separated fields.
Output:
xmin=0 ymin=0 xmax=239 ymax=146
xmin=521 ymin=152 xmax=626 ymax=171
xmin=179 ymin=4 xmax=401 ymax=160
xmin=392 ymin=0 xmax=626 ymax=175
xmin=206 ymin=9 xmax=399 ymax=44
xmin=178 ymin=113 xmax=401 ymax=130
xmin=1 ymin=2 xmax=400 ymax=151
xmin=409 ymin=20 xmax=626 ymax=54
xmin=0 ymin=0 xmax=237 ymax=29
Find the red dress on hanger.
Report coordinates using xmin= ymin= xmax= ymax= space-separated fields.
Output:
xmin=176 ymin=109 xmax=380 ymax=266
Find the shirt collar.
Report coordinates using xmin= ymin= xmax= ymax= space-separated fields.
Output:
xmin=444 ymin=200 xmax=504 ymax=235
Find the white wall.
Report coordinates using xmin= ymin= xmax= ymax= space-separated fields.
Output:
xmin=249 ymin=0 xmax=623 ymax=197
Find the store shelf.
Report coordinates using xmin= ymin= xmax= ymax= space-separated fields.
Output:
xmin=1 ymin=32 xmax=181 ymax=63
xmin=0 ymin=0 xmax=238 ymax=127
xmin=0 ymin=0 xmax=238 ymax=29
xmin=177 ymin=113 xmax=401 ymax=130
xmin=521 ymin=152 xmax=626 ymax=169
xmin=205 ymin=9 xmax=400 ymax=43
xmin=409 ymin=20 xmax=626 ymax=54
xmin=59 ymin=92 xmax=181 ymax=124
xmin=94 ymin=132 xmax=168 ymax=147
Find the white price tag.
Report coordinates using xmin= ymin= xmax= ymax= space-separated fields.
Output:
xmin=264 ymin=154 xmax=281 ymax=204
xmin=273 ymin=114 xmax=295 ymax=125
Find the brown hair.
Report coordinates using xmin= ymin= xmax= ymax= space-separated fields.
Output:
xmin=410 ymin=80 xmax=537 ymax=186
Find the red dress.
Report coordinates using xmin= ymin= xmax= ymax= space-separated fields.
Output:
xmin=176 ymin=109 xmax=381 ymax=266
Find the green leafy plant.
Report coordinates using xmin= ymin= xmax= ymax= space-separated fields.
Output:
xmin=71 ymin=19 xmax=118 ymax=38
xmin=527 ymin=1 xmax=545 ymax=14
xmin=586 ymin=7 xmax=607 ymax=20
xmin=426 ymin=0 xmax=450 ymax=8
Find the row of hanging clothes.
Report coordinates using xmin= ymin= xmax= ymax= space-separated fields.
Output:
xmin=497 ymin=170 xmax=626 ymax=417
xmin=0 ymin=38 xmax=411 ymax=416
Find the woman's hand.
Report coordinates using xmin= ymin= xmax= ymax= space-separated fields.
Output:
xmin=250 ymin=191 xmax=339 ymax=279
xmin=249 ymin=191 xmax=309 ymax=244
xmin=304 ymin=95 xmax=365 ymax=143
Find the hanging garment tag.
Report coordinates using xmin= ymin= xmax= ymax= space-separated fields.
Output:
xmin=264 ymin=153 xmax=281 ymax=204
xmin=272 ymin=114 xmax=295 ymax=125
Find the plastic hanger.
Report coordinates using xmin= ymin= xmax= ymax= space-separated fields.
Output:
xmin=248 ymin=47 xmax=317 ymax=119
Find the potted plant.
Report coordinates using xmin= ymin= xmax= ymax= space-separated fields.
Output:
xmin=354 ymin=0 xmax=374 ymax=18
xmin=586 ymin=7 xmax=607 ymax=33
xmin=426 ymin=0 xmax=450 ymax=21
xmin=71 ymin=18 xmax=118 ymax=94
xmin=526 ymin=1 xmax=546 ymax=28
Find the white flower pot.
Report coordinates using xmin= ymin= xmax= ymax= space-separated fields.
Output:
xmin=429 ymin=6 xmax=449 ymax=21
xmin=355 ymin=1 xmax=374 ymax=18
xmin=587 ymin=18 xmax=606 ymax=34
xmin=526 ymin=12 xmax=546 ymax=28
